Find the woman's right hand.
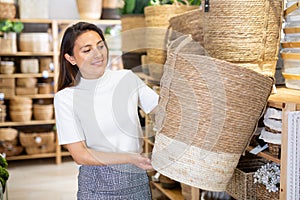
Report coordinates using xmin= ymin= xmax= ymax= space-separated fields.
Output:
xmin=129 ymin=153 xmax=153 ymax=170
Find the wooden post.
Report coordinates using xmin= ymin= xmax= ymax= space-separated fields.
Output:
xmin=280 ymin=103 xmax=296 ymax=200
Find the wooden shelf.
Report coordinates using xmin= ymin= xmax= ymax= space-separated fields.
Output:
xmin=268 ymin=87 xmax=300 ymax=109
xmin=0 ymin=120 xmax=55 ymax=127
xmin=246 ymin=146 xmax=280 ymax=164
xmin=6 ymin=151 xmax=70 ymax=161
xmin=0 ymin=73 xmax=55 ymax=78
xmin=0 ymin=52 xmax=54 ymax=56
xmin=11 ymin=19 xmax=121 ymax=25
xmin=5 ymin=94 xmax=54 ymax=99
xmin=151 ymin=182 xmax=184 ymax=200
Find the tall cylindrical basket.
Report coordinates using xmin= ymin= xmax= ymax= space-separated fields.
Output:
xmin=151 ymin=35 xmax=273 ymax=191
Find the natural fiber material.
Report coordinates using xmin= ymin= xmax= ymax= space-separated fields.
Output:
xmin=226 ymin=153 xmax=267 ymax=200
xmin=169 ymin=8 xmax=204 ymax=46
xmin=203 ymin=0 xmax=283 ymax=65
xmin=256 ymin=184 xmax=279 ymax=200
xmin=0 ymin=2 xmax=16 ymax=19
xmin=19 ymin=131 xmax=55 ymax=147
xmin=144 ymin=4 xmax=199 ymax=80
xmin=121 ymin=14 xmax=146 ymax=53
xmin=151 ymin=35 xmax=273 ymax=191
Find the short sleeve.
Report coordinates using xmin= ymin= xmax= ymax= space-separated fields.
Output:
xmin=133 ymin=73 xmax=159 ymax=114
xmin=54 ymin=89 xmax=85 ymax=145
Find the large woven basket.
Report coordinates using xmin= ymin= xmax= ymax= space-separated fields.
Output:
xmin=202 ymin=0 xmax=283 ymax=76
xmin=151 ymin=35 xmax=273 ymax=191
xmin=0 ymin=2 xmax=16 ymax=19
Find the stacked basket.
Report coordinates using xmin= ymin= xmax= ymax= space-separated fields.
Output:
xmin=19 ymin=131 xmax=55 ymax=155
xmin=144 ymin=3 xmax=199 ymax=81
xmin=0 ymin=128 xmax=23 ymax=157
xmin=9 ymin=97 xmax=32 ymax=122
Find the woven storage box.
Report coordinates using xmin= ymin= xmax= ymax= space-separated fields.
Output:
xmin=121 ymin=14 xmax=146 ymax=53
xmin=10 ymin=97 xmax=32 ymax=105
xmin=256 ymin=183 xmax=279 ymax=200
xmin=0 ymin=78 xmax=14 ymax=88
xmin=151 ymin=35 xmax=273 ymax=191
xmin=19 ymin=131 xmax=54 ymax=147
xmin=39 ymin=57 xmax=53 ymax=72
xmin=19 ymin=0 xmax=49 ymax=19
xmin=20 ymin=59 xmax=39 ymax=73
xmin=226 ymin=154 xmax=267 ymax=200
xmin=0 ymin=1 xmax=16 ymax=19
xmin=16 ymin=78 xmax=37 ymax=88
xmin=0 ymin=87 xmax=14 ymax=98
xmin=25 ymin=142 xmax=55 ymax=155
xmin=19 ymin=33 xmax=50 ymax=53
xmin=33 ymin=104 xmax=54 ymax=120
xmin=0 ymin=128 xmax=18 ymax=141
xmin=0 ymin=142 xmax=23 ymax=157
xmin=0 ymin=32 xmax=17 ymax=53
xmin=202 ymin=0 xmax=283 ymax=77
xmin=0 ymin=61 xmax=15 ymax=74
xmin=15 ymin=87 xmax=38 ymax=95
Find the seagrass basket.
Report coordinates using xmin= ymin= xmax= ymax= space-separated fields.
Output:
xmin=0 ymin=128 xmax=18 ymax=141
xmin=144 ymin=4 xmax=199 ymax=81
xmin=226 ymin=153 xmax=267 ymax=200
xmin=151 ymin=35 xmax=273 ymax=191
xmin=121 ymin=14 xmax=146 ymax=53
xmin=19 ymin=131 xmax=55 ymax=147
xmin=202 ymin=0 xmax=283 ymax=77
xmin=168 ymin=8 xmax=203 ymax=45
xmin=25 ymin=143 xmax=55 ymax=155
xmin=33 ymin=104 xmax=54 ymax=120
xmin=0 ymin=2 xmax=16 ymax=19
xmin=256 ymin=184 xmax=279 ymax=200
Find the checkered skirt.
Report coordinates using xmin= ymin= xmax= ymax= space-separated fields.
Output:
xmin=77 ymin=164 xmax=152 ymax=200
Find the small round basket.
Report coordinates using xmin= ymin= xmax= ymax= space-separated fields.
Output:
xmin=10 ymin=110 xmax=32 ymax=122
xmin=0 ymin=128 xmax=18 ymax=141
xmin=33 ymin=104 xmax=54 ymax=120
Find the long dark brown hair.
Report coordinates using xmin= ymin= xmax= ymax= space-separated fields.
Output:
xmin=57 ymin=22 xmax=108 ymax=92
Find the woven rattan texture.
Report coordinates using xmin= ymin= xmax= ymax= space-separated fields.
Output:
xmin=256 ymin=184 xmax=279 ymax=200
xmin=203 ymin=0 xmax=283 ymax=63
xmin=152 ymin=35 xmax=273 ymax=191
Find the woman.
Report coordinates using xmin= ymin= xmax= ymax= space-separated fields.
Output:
xmin=54 ymin=22 xmax=159 ymax=199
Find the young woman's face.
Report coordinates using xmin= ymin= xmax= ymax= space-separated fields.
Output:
xmin=65 ymin=30 xmax=108 ymax=79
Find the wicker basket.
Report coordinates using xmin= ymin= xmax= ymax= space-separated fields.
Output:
xmin=121 ymin=14 xmax=146 ymax=53
xmin=202 ymin=0 xmax=283 ymax=77
xmin=19 ymin=131 xmax=55 ymax=147
xmin=25 ymin=142 xmax=55 ymax=155
xmin=0 ymin=2 xmax=16 ymax=19
xmin=15 ymin=87 xmax=38 ymax=95
xmin=76 ymin=0 xmax=102 ymax=19
xmin=151 ymin=35 xmax=273 ymax=191
xmin=268 ymin=143 xmax=281 ymax=157
xmin=10 ymin=110 xmax=32 ymax=122
xmin=169 ymin=8 xmax=203 ymax=45
xmin=256 ymin=184 xmax=279 ymax=200
xmin=33 ymin=104 xmax=54 ymax=120
xmin=144 ymin=4 xmax=199 ymax=80
xmin=226 ymin=154 xmax=267 ymax=200
xmin=10 ymin=97 xmax=32 ymax=105
xmin=0 ymin=61 xmax=15 ymax=74
xmin=38 ymin=83 xmax=52 ymax=94
xmin=0 ymin=142 xmax=23 ymax=157
xmin=0 ymin=128 xmax=18 ymax=141
xmin=16 ymin=78 xmax=37 ymax=88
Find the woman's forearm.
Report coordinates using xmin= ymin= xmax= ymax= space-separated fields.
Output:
xmin=65 ymin=141 xmax=152 ymax=170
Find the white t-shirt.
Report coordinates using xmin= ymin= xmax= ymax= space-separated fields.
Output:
xmin=54 ymin=70 xmax=159 ymax=153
